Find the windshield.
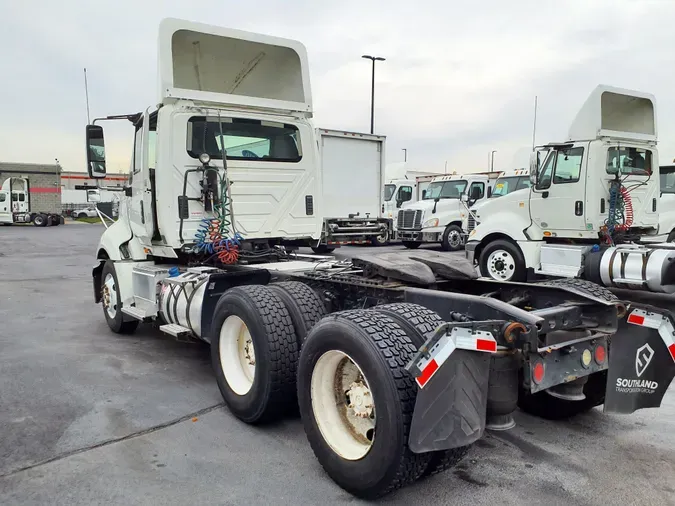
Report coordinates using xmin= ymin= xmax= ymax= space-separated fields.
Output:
xmin=187 ymin=116 xmax=302 ymax=162
xmin=384 ymin=184 xmax=396 ymax=201
xmin=606 ymin=147 xmax=652 ymax=176
xmin=491 ymin=176 xmax=531 ymax=197
xmin=424 ymin=180 xmax=468 ymax=200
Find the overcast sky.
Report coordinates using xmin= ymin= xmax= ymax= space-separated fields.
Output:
xmin=2 ymin=0 xmax=675 ymax=176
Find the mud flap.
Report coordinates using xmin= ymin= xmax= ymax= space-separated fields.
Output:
xmin=408 ymin=350 xmax=491 ymax=453
xmin=604 ymin=308 xmax=675 ymax=414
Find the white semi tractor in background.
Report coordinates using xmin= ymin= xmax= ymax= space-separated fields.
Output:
xmin=383 ymin=173 xmax=437 ymax=233
xmin=397 ymin=172 xmax=498 ymax=251
xmin=85 ymin=19 xmax=675 ymax=500
xmin=465 ymin=85 xmax=675 ymax=297
xmin=461 ymin=168 xmax=531 ymax=239
xmin=0 ymin=177 xmax=63 ymax=226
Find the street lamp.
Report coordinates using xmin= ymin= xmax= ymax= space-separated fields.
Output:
xmin=402 ymin=148 xmax=407 ymax=162
xmin=362 ymin=55 xmax=385 ymax=134
xmin=490 ymin=150 xmax=497 ymax=171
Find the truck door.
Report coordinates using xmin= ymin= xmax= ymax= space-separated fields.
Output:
xmin=129 ymin=110 xmax=156 ymax=243
xmin=529 ymin=144 xmax=587 ymax=233
xmin=0 ymin=191 xmax=10 ymax=223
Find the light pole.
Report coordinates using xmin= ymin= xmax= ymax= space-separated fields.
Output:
xmin=402 ymin=148 xmax=407 ymax=162
xmin=490 ymin=150 xmax=497 ymax=171
xmin=362 ymin=55 xmax=385 ymax=134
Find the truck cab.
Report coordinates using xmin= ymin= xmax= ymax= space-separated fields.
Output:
xmin=382 ymin=175 xmax=435 ymax=232
xmin=466 ymin=85 xmax=661 ymax=284
xmin=397 ymin=173 xmax=494 ymax=251
xmin=87 ymin=19 xmax=323 ymax=267
xmin=0 ymin=177 xmax=33 ymax=225
xmin=461 ymin=168 xmax=530 ymax=238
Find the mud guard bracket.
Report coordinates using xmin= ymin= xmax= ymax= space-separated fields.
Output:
xmin=604 ymin=306 xmax=675 ymax=414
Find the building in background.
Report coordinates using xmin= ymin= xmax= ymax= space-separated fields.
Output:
xmin=0 ymin=162 xmax=62 ymax=216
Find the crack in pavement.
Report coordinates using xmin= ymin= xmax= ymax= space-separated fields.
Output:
xmin=0 ymin=403 xmax=225 ymax=479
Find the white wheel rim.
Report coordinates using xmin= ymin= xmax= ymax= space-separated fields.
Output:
xmin=448 ymin=230 xmax=461 ymax=248
xmin=102 ymin=273 xmax=118 ymax=319
xmin=219 ymin=316 xmax=256 ymax=395
xmin=486 ymin=249 xmax=516 ymax=280
xmin=311 ymin=350 xmax=376 ymax=461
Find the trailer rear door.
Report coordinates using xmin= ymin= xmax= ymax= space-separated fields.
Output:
xmin=318 ymin=129 xmax=385 ymax=219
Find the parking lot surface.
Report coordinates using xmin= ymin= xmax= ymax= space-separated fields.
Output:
xmin=1 ymin=224 xmax=674 ymax=506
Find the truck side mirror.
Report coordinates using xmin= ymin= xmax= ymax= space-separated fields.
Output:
xmin=86 ymin=125 xmax=107 ymax=179
xmin=421 ymin=189 xmax=427 ymax=199
xmin=460 ymin=193 xmax=469 ymax=203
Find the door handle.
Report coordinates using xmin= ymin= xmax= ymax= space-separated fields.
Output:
xmin=542 ymin=191 xmax=549 ymax=199
xmin=575 ymin=200 xmax=583 ymax=216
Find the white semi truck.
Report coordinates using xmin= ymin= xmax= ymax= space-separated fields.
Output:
xmin=397 ymin=173 xmax=497 ymax=251
xmin=87 ymin=20 xmax=675 ymax=499
xmin=465 ymin=85 xmax=675 ymax=294
xmin=383 ymin=174 xmax=436 ymax=234
xmin=0 ymin=177 xmax=63 ymax=226
xmin=461 ymin=168 xmax=531 ymax=239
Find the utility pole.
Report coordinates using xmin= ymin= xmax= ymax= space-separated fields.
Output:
xmin=83 ymin=68 xmax=91 ymax=124
xmin=402 ymin=148 xmax=407 ymax=162
xmin=532 ymin=95 xmax=538 ymax=151
xmin=361 ymin=55 xmax=385 ymax=134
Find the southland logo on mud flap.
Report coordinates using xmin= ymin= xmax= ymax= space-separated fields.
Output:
xmin=615 ymin=344 xmax=659 ymax=394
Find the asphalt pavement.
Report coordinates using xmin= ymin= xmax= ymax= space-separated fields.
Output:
xmin=0 ymin=224 xmax=673 ymax=506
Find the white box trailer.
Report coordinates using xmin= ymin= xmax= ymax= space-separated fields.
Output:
xmin=313 ymin=128 xmax=391 ymax=252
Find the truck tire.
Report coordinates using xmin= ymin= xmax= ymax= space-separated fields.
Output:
xmin=311 ymin=245 xmax=335 ymax=254
xmin=101 ymin=261 xmax=139 ymax=334
xmin=267 ymin=281 xmax=326 ymax=347
xmin=402 ymin=241 xmax=421 ymax=249
xmin=298 ymin=310 xmax=432 ymax=499
xmin=33 ymin=214 xmax=46 ymax=227
xmin=372 ymin=303 xmax=472 ymax=478
xmin=518 ymin=370 xmax=607 ymax=420
xmin=372 ymin=303 xmax=442 ymax=349
xmin=210 ymin=285 xmax=298 ymax=424
xmin=441 ymin=224 xmax=463 ymax=252
xmin=479 ymin=239 xmax=526 ymax=282
xmin=51 ymin=215 xmax=60 ymax=226
xmin=372 ymin=230 xmax=389 ymax=246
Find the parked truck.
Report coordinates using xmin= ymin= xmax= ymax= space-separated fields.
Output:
xmin=86 ymin=20 xmax=675 ymax=500
xmin=311 ymin=128 xmax=391 ymax=252
xmin=383 ymin=174 xmax=437 ymax=234
xmin=0 ymin=176 xmax=63 ymax=226
xmin=461 ymin=168 xmax=531 ymax=239
xmin=397 ymin=172 xmax=498 ymax=251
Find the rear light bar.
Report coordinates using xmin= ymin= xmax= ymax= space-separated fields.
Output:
xmin=627 ymin=309 xmax=675 ymax=362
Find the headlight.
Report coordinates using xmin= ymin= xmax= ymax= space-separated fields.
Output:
xmin=423 ymin=218 xmax=439 ymax=228
xmin=199 ymin=153 xmax=211 ymax=165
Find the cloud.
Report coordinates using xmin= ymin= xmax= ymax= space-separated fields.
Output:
xmin=1 ymin=0 xmax=675 ymax=174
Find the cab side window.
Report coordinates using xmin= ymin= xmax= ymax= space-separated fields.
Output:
xmin=537 ymin=151 xmax=556 ymax=190
xmin=468 ymin=181 xmax=485 ymax=199
xmin=0 ymin=193 xmax=5 ymax=202
xmin=398 ymin=186 xmax=412 ymax=203
xmin=553 ymin=147 xmax=584 ymax=184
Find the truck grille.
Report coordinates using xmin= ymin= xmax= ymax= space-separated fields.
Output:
xmin=398 ymin=209 xmax=423 ymax=230
xmin=467 ymin=215 xmax=477 ymax=232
